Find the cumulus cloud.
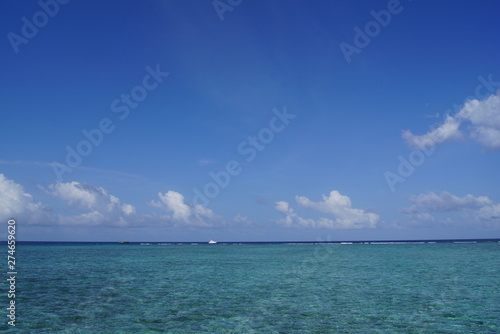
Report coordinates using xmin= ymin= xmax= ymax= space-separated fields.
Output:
xmin=0 ymin=174 xmax=223 ymax=228
xmin=46 ymin=181 xmax=136 ymax=226
xmin=275 ymin=190 xmax=379 ymax=229
xmin=403 ymin=191 xmax=500 ymax=227
xmin=150 ymin=190 xmax=220 ymax=227
xmin=403 ymin=92 xmax=500 ymax=150
xmin=48 ymin=181 xmax=135 ymax=215
xmin=0 ymin=174 xmax=50 ymax=223
xmin=457 ymin=93 xmax=500 ymax=150
xmin=275 ymin=201 xmax=340 ymax=229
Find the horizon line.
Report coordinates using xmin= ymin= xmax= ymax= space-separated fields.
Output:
xmin=5 ymin=237 xmax=500 ymax=244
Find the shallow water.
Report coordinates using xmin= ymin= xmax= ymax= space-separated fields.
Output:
xmin=3 ymin=242 xmax=500 ymax=333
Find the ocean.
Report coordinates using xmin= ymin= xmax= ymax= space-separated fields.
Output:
xmin=3 ymin=241 xmax=500 ymax=333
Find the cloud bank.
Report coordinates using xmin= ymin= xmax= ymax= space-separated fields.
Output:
xmin=403 ymin=191 xmax=500 ymax=228
xmin=3 ymin=173 xmax=499 ymax=233
xmin=0 ymin=174 xmax=221 ymax=228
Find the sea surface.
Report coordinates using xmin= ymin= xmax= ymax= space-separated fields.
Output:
xmin=2 ymin=241 xmax=500 ymax=333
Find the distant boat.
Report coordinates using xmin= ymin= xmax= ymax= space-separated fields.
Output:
xmin=208 ymin=240 xmax=217 ymax=244
xmin=118 ymin=241 xmax=129 ymax=244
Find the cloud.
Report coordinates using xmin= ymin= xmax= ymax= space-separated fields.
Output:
xmin=0 ymin=174 xmax=223 ymax=229
xmin=477 ymin=205 xmax=500 ymax=226
xmin=150 ymin=190 xmax=221 ymax=227
xmin=403 ymin=191 xmax=492 ymax=214
xmin=275 ymin=190 xmax=379 ymax=229
xmin=403 ymin=92 xmax=500 ymax=150
xmin=403 ymin=191 xmax=500 ymax=227
xmin=48 ymin=181 xmax=135 ymax=214
xmin=402 ymin=115 xmax=462 ymax=150
xmin=457 ymin=93 xmax=500 ymax=150
xmin=397 ymin=212 xmax=439 ymax=229
xmin=233 ymin=214 xmax=248 ymax=223
xmin=46 ymin=181 xmax=136 ymax=226
xmin=0 ymin=174 xmax=50 ymax=223
xmin=232 ymin=214 xmax=258 ymax=227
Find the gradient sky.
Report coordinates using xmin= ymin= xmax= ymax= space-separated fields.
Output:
xmin=1 ymin=0 xmax=500 ymax=242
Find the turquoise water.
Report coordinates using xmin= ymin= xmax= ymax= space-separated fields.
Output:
xmin=3 ymin=243 xmax=500 ymax=333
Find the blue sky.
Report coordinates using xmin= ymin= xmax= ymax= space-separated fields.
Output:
xmin=1 ymin=0 xmax=500 ymax=242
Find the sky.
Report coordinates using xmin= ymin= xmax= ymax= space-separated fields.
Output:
xmin=1 ymin=0 xmax=500 ymax=242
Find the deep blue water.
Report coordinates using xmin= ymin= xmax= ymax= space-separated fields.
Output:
xmin=2 ymin=242 xmax=499 ymax=333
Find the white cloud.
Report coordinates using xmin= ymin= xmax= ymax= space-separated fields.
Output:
xmin=154 ymin=191 xmax=192 ymax=221
xmin=48 ymin=181 xmax=135 ymax=216
xmin=403 ymin=92 xmax=500 ymax=150
xmin=1 ymin=174 xmax=225 ymax=228
xmin=275 ymin=190 xmax=379 ymax=229
xmin=0 ymin=174 xmax=50 ymax=223
xmin=45 ymin=181 xmax=136 ymax=226
xmin=403 ymin=191 xmax=500 ymax=227
xmin=47 ymin=183 xmax=222 ymax=227
xmin=275 ymin=201 xmax=335 ymax=228
xmin=402 ymin=115 xmax=462 ymax=150
xmin=457 ymin=93 xmax=500 ymax=150
xmin=477 ymin=205 xmax=500 ymax=227
xmin=151 ymin=190 xmax=220 ymax=227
